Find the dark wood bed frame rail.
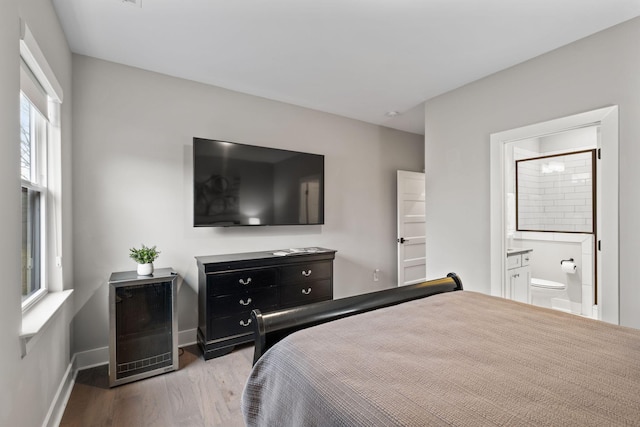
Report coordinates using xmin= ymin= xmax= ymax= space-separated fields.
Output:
xmin=250 ymin=272 xmax=463 ymax=365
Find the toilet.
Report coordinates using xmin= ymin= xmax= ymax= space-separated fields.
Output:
xmin=529 ymin=278 xmax=569 ymax=311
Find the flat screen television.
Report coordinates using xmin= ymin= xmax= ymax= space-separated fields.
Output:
xmin=193 ymin=137 xmax=325 ymax=227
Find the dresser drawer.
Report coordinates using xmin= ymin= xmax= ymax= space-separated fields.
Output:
xmin=281 ymin=279 xmax=332 ymax=306
xmin=280 ymin=261 xmax=332 ymax=284
xmin=210 ymin=288 xmax=278 ymax=318
xmin=208 ymin=311 xmax=256 ymax=340
xmin=208 ymin=268 xmax=277 ymax=296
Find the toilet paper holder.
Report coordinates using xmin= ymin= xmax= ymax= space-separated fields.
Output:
xmin=560 ymin=258 xmax=574 ymax=265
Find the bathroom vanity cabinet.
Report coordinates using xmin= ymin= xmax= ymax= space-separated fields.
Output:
xmin=506 ymin=249 xmax=532 ymax=303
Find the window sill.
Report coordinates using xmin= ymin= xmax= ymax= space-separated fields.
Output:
xmin=20 ymin=289 xmax=73 ymax=358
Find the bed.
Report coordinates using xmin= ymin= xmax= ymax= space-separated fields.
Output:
xmin=241 ymin=273 xmax=640 ymax=426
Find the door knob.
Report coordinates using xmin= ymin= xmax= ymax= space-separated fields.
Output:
xmin=398 ymin=237 xmax=407 ymax=244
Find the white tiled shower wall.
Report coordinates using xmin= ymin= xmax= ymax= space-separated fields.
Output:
xmin=517 ymin=151 xmax=593 ymax=232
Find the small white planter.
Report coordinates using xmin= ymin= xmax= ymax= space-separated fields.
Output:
xmin=137 ymin=263 xmax=154 ymax=276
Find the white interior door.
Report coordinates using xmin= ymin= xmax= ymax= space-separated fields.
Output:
xmin=397 ymin=170 xmax=426 ymax=286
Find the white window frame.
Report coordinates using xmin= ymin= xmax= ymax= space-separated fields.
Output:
xmin=19 ymin=21 xmax=64 ymax=312
xmin=20 ymin=90 xmax=49 ymax=310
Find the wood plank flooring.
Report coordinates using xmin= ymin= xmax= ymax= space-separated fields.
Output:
xmin=60 ymin=344 xmax=253 ymax=427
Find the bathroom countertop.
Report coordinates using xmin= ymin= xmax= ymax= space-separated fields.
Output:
xmin=506 ymin=248 xmax=533 ymax=256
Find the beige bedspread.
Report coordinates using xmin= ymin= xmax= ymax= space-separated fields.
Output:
xmin=242 ymin=291 xmax=640 ymax=426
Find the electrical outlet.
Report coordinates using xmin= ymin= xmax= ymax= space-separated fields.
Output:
xmin=373 ymin=269 xmax=380 ymax=282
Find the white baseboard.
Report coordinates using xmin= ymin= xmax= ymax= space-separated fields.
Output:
xmin=178 ymin=327 xmax=197 ymax=347
xmin=43 ymin=354 xmax=77 ymax=427
xmin=75 ymin=346 xmax=109 ymax=370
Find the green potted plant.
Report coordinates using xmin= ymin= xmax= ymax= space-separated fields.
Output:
xmin=129 ymin=244 xmax=161 ymax=276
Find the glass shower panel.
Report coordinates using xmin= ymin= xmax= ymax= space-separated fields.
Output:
xmin=516 ymin=150 xmax=595 ymax=233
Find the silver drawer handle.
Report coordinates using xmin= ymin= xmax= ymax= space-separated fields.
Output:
xmin=302 ymin=270 xmax=312 ymax=277
xmin=239 ymin=298 xmax=252 ymax=306
xmin=301 ymin=287 xmax=312 ymax=295
xmin=239 ymin=319 xmax=252 ymax=327
xmin=239 ymin=277 xmax=252 ymax=285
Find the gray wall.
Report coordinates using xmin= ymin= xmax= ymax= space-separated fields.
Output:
xmin=0 ymin=0 xmax=74 ymax=425
xmin=424 ymin=17 xmax=640 ymax=327
xmin=71 ymin=55 xmax=424 ymax=354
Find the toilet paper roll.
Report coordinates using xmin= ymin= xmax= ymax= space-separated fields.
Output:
xmin=561 ymin=260 xmax=576 ymax=274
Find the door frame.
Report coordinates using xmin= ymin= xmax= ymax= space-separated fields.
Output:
xmin=489 ymin=106 xmax=619 ymax=324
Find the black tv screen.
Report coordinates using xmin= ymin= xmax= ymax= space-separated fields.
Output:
xmin=193 ymin=138 xmax=324 ymax=227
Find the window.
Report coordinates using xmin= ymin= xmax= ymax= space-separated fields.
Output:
xmin=17 ymin=22 xmax=69 ymax=356
xmin=20 ymin=71 xmax=49 ymax=306
xmin=18 ymin=21 xmax=64 ymax=315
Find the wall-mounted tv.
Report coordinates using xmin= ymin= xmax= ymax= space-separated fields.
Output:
xmin=193 ymin=137 xmax=325 ymax=227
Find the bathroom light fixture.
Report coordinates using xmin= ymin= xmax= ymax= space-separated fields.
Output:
xmin=385 ymin=111 xmax=400 ymax=118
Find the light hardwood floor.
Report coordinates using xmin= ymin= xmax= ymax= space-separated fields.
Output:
xmin=60 ymin=344 xmax=253 ymax=427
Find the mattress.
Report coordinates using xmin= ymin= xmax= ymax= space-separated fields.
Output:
xmin=242 ymin=291 xmax=640 ymax=426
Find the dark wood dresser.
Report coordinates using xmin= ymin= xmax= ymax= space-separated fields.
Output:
xmin=196 ymin=248 xmax=336 ymax=360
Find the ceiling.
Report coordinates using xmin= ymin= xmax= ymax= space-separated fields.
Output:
xmin=52 ymin=0 xmax=640 ymax=135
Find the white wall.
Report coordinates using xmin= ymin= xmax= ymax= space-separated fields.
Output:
xmin=71 ymin=55 xmax=424 ymax=353
xmin=0 ymin=0 xmax=74 ymax=426
xmin=538 ymin=126 xmax=598 ymax=155
xmin=424 ymin=17 xmax=640 ymax=327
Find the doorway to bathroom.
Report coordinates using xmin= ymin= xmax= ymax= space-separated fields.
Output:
xmin=490 ymin=106 xmax=619 ymax=324
xmin=510 ymin=133 xmax=596 ymax=316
